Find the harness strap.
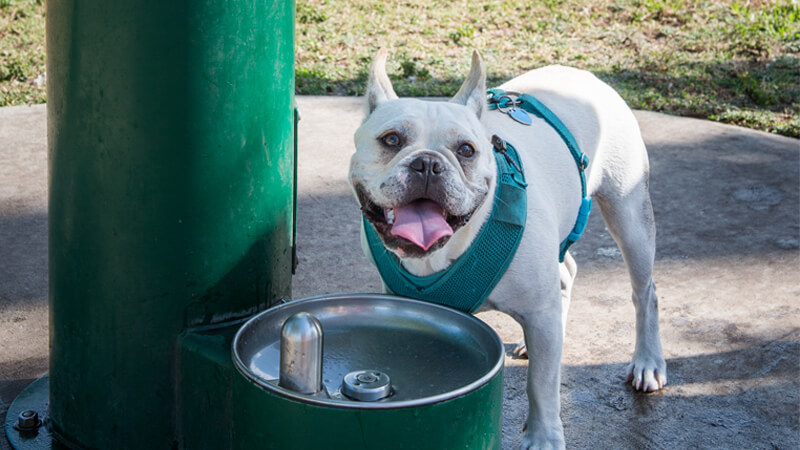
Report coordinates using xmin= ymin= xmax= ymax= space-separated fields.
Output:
xmin=487 ymin=89 xmax=592 ymax=262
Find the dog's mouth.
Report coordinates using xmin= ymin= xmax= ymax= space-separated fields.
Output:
xmin=357 ymin=187 xmax=471 ymax=256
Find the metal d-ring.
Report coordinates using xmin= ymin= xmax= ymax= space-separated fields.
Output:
xmin=495 ymin=95 xmax=518 ymax=112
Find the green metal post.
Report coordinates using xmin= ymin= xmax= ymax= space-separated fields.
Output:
xmin=46 ymin=0 xmax=295 ymax=447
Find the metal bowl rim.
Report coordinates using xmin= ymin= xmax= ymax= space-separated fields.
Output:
xmin=232 ymin=293 xmax=504 ymax=410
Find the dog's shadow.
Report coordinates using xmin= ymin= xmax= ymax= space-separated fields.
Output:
xmin=500 ymin=335 xmax=799 ymax=449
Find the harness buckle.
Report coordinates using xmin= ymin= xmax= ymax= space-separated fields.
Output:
xmin=579 ymin=154 xmax=590 ymax=171
xmin=491 ymin=135 xmax=523 ymax=174
xmin=491 ymin=134 xmax=506 ymax=152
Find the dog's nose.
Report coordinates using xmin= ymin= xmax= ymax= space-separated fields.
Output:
xmin=409 ymin=155 xmax=445 ymax=176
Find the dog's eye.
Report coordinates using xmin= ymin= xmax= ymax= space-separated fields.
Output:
xmin=456 ymin=143 xmax=475 ymax=158
xmin=380 ymin=132 xmax=402 ymax=148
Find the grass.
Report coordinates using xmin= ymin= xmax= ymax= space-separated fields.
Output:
xmin=0 ymin=0 xmax=44 ymax=106
xmin=295 ymin=0 xmax=799 ymax=137
xmin=1 ymin=0 xmax=798 ymax=137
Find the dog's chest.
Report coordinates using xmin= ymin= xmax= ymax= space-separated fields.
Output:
xmin=365 ymin=139 xmax=528 ymax=313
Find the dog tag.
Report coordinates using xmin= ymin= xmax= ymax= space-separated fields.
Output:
xmin=507 ymin=107 xmax=532 ymax=126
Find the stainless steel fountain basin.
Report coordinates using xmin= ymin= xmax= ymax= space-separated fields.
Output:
xmin=232 ymin=294 xmax=504 ymax=409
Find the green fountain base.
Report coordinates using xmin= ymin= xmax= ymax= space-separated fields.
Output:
xmin=7 ymin=320 xmax=502 ymax=450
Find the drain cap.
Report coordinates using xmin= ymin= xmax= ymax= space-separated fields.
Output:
xmin=342 ymin=370 xmax=392 ymax=402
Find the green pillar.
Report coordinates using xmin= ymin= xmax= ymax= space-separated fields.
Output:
xmin=46 ymin=0 xmax=295 ymax=447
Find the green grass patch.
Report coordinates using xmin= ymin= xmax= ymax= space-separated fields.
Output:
xmin=295 ymin=0 xmax=799 ymax=137
xmin=1 ymin=0 xmax=798 ymax=137
xmin=0 ymin=0 xmax=45 ymax=106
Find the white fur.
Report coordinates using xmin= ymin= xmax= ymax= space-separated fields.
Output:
xmin=350 ymin=51 xmax=666 ymax=450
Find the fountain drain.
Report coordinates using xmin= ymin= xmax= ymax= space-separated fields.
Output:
xmin=342 ymin=370 xmax=392 ymax=402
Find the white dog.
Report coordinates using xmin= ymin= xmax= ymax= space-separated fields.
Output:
xmin=349 ymin=49 xmax=666 ymax=449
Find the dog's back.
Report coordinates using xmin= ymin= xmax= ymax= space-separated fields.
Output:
xmin=497 ymin=65 xmax=650 ymax=201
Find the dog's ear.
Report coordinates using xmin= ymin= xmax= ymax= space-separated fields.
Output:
xmin=366 ymin=48 xmax=398 ymax=113
xmin=450 ymin=50 xmax=486 ymax=118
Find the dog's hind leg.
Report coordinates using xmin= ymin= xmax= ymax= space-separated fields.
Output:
xmin=594 ymin=179 xmax=667 ymax=392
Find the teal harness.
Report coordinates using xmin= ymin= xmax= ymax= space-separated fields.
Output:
xmin=363 ymin=90 xmax=591 ymax=313
xmin=487 ymin=89 xmax=592 ymax=261
xmin=365 ymin=134 xmax=528 ymax=313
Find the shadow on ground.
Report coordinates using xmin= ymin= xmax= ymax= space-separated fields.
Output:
xmin=497 ymin=326 xmax=799 ymax=446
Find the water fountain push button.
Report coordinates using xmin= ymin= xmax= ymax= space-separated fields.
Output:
xmin=279 ymin=312 xmax=323 ymax=395
xmin=342 ymin=370 xmax=392 ymax=402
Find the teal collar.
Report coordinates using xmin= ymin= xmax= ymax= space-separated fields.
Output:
xmin=364 ymin=135 xmax=528 ymax=313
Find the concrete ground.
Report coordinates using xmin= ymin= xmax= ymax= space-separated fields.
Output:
xmin=1 ymin=98 xmax=798 ymax=449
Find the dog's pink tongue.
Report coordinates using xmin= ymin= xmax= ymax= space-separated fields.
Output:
xmin=391 ymin=200 xmax=453 ymax=251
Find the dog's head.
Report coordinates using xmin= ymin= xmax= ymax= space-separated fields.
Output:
xmin=349 ymin=49 xmax=494 ymax=258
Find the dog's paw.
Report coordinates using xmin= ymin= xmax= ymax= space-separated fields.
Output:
xmin=511 ymin=339 xmax=528 ymax=359
xmin=625 ymin=353 xmax=667 ymax=392
xmin=519 ymin=429 xmax=565 ymax=450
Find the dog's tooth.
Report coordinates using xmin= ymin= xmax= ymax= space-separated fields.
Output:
xmin=386 ymin=208 xmax=395 ymax=225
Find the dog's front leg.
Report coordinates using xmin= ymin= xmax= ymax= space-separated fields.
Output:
xmin=520 ymin=298 xmax=564 ymax=449
xmin=498 ymin=260 xmax=566 ymax=450
xmin=519 ymin=299 xmax=565 ymax=450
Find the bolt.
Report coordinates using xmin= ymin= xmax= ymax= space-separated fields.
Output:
xmin=17 ymin=410 xmax=40 ymax=431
